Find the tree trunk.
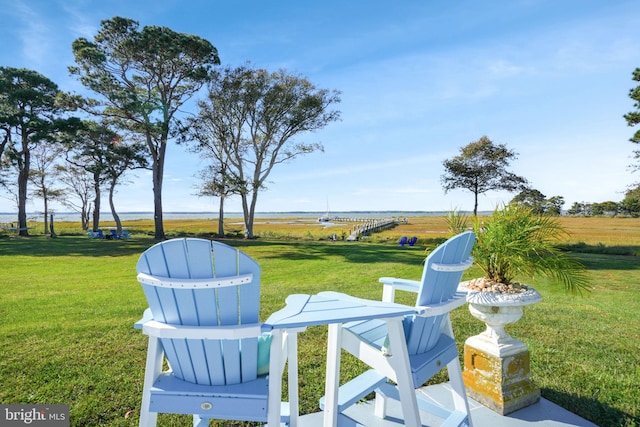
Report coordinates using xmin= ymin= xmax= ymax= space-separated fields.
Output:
xmin=243 ymin=190 xmax=259 ymax=239
xmin=49 ymin=214 xmax=56 ymax=238
xmin=152 ymin=154 xmax=165 ymax=240
xmin=17 ymin=158 xmax=29 ymax=236
xmin=92 ymin=172 xmax=101 ymax=232
xmin=241 ymin=192 xmax=252 ymax=238
xmin=473 ymin=180 xmax=479 ymax=217
xmin=81 ymin=205 xmax=90 ymax=231
xmin=43 ymin=191 xmax=49 ymax=235
xmin=474 ymin=192 xmax=479 ymax=217
xmin=108 ymin=179 xmax=122 ymax=235
xmin=217 ymin=195 xmax=225 ymax=237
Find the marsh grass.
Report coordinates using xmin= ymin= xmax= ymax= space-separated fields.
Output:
xmin=0 ymin=216 xmax=639 ymax=426
xmin=8 ymin=214 xmax=639 ymax=251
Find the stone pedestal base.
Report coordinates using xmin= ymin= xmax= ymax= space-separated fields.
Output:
xmin=462 ymin=335 xmax=540 ymax=415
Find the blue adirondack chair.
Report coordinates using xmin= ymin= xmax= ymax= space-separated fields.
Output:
xmin=323 ymin=231 xmax=476 ymax=427
xmin=398 ymin=236 xmax=408 ymax=246
xmin=135 ymin=238 xmax=297 ymax=426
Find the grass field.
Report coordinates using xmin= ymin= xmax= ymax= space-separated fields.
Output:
xmin=0 ymin=215 xmax=638 ymax=426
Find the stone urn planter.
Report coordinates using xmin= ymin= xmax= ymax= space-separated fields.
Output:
xmin=459 ymin=279 xmax=542 ymax=415
xmin=446 ymin=204 xmax=589 ymax=415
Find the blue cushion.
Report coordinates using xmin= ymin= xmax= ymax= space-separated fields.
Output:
xmin=257 ymin=333 xmax=272 ymax=376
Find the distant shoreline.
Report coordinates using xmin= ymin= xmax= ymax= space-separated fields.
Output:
xmin=0 ymin=210 xmax=462 ymax=215
xmin=1 ymin=210 xmax=483 ymax=223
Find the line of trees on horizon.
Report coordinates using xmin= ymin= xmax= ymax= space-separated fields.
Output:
xmin=440 ymin=135 xmax=640 ymax=218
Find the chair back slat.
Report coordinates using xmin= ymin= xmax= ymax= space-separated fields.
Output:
xmin=204 ymin=340 xmax=226 ymax=384
xmin=406 ymin=232 xmax=475 ymax=355
xmin=417 ymin=231 xmax=475 ymax=305
xmin=137 ymin=238 xmax=262 ymax=386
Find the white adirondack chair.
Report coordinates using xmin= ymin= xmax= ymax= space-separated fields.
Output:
xmin=323 ymin=231 xmax=476 ymax=427
xmin=134 ymin=238 xmax=297 ymax=426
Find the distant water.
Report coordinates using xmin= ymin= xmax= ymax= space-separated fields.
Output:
xmin=0 ymin=211 xmax=455 ymax=223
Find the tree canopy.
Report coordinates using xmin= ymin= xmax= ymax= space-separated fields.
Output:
xmin=510 ymin=188 xmax=564 ymax=215
xmin=620 ymin=184 xmax=640 ymax=217
xmin=624 ymin=68 xmax=640 ymax=144
xmin=184 ymin=65 xmax=341 ymax=237
xmin=441 ymin=136 xmax=528 ymax=216
xmin=69 ymin=16 xmax=220 ymax=239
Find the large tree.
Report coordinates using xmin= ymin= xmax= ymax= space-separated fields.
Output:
xmin=69 ymin=16 xmax=220 ymax=239
xmin=441 ymin=136 xmax=528 ymax=216
xmin=186 ymin=65 xmax=341 ymax=238
xmin=0 ymin=67 xmax=73 ymax=236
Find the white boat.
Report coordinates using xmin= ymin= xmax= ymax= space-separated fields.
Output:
xmin=318 ymin=198 xmax=332 ymax=222
xmin=318 ymin=214 xmax=331 ymax=222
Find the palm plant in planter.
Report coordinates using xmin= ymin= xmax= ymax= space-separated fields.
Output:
xmin=449 ymin=204 xmax=590 ymax=414
xmin=467 ymin=203 xmax=590 ymax=295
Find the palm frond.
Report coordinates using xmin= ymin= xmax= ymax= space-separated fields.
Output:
xmin=472 ymin=203 xmax=590 ymax=294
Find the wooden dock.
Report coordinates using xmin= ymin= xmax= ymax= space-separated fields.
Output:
xmin=342 ymin=218 xmax=398 ymax=241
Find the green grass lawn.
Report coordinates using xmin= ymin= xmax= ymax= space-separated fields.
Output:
xmin=1 ymin=228 xmax=639 ymax=426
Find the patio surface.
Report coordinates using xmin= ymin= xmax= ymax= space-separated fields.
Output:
xmin=297 ymin=382 xmax=598 ymax=426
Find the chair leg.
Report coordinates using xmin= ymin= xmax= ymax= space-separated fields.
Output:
xmin=139 ymin=336 xmax=163 ymax=427
xmin=444 ymin=316 xmax=472 ymax=426
xmin=267 ymin=330 xmax=284 ymax=427
xmin=385 ymin=318 xmax=421 ymax=427
xmin=323 ymin=323 xmax=343 ymax=427
xmin=447 ymin=359 xmax=473 ymax=427
xmin=374 ymin=391 xmax=387 ymax=418
xmin=287 ymin=330 xmax=299 ymax=427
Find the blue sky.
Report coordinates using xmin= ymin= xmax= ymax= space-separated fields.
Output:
xmin=1 ymin=0 xmax=639 ymax=213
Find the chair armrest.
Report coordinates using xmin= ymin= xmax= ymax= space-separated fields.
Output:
xmin=134 ymin=308 xmax=154 ymax=329
xmin=142 ymin=321 xmax=264 ymax=340
xmin=378 ymin=277 xmax=421 ymax=302
xmin=413 ymin=292 xmax=467 ymax=317
xmin=378 ymin=277 xmax=421 ymax=292
xmin=263 ymin=294 xmax=312 ymax=332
